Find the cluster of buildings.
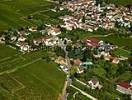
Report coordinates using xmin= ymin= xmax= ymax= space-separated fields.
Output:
xmin=0 ymin=26 xmax=63 ymax=53
xmin=54 ymin=36 xmax=128 ymax=75
xmin=59 ymin=0 xmax=132 ymax=32
xmin=53 ymin=36 xmax=131 ymax=98
xmin=0 ymin=1 xmax=131 ymax=98
xmin=85 ymin=37 xmax=128 ymax=64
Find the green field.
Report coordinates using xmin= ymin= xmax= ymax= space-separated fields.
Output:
xmin=0 ymin=0 xmax=58 ymax=31
xmin=97 ymin=35 xmax=132 ymax=56
xmin=103 ymin=0 xmax=132 ymax=6
xmin=0 ymin=44 xmax=18 ymax=59
xmin=113 ymin=48 xmax=131 ymax=57
xmin=0 ymin=46 xmax=65 ymax=100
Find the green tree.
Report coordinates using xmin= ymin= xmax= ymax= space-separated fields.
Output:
xmin=128 ymin=55 xmax=132 ymax=66
xmin=82 ymin=16 xmax=85 ymax=23
xmin=54 ymin=46 xmax=65 ymax=57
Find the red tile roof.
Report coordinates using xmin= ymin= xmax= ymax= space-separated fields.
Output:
xmin=86 ymin=37 xmax=99 ymax=48
xmin=74 ymin=59 xmax=82 ymax=66
xmin=118 ymin=82 xmax=131 ymax=89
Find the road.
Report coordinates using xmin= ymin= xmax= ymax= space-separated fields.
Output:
xmin=60 ymin=38 xmax=98 ymax=100
xmin=59 ymin=39 xmax=98 ymax=100
xmin=75 ymin=78 xmax=90 ymax=88
xmin=59 ymin=38 xmax=72 ymax=100
xmin=60 ymin=80 xmax=68 ymax=100
xmin=89 ymin=33 xmax=113 ymax=38
xmin=70 ymin=85 xmax=98 ymax=100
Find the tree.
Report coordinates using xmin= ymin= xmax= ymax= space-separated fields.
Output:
xmin=82 ymin=16 xmax=85 ymax=23
xmin=37 ymin=24 xmax=44 ymax=30
xmin=96 ymin=0 xmax=102 ymax=6
xmin=128 ymin=55 xmax=132 ymax=66
xmin=104 ymin=61 xmax=112 ymax=78
xmin=54 ymin=46 xmax=65 ymax=57
xmin=117 ymin=62 xmax=125 ymax=76
xmin=82 ymin=48 xmax=92 ymax=61
xmin=73 ymin=72 xmax=80 ymax=78
xmin=66 ymin=45 xmax=72 ymax=52
xmin=110 ymin=64 xmax=118 ymax=78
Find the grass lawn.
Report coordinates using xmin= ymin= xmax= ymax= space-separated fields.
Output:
xmin=0 ymin=45 xmax=66 ymax=100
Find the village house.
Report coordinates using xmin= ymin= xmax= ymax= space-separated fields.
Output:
xmin=85 ymin=37 xmax=100 ymax=48
xmin=29 ymin=26 xmax=37 ymax=32
xmin=55 ymin=56 xmax=66 ymax=65
xmin=112 ymin=57 xmax=120 ymax=64
xmin=33 ymin=38 xmax=44 ymax=46
xmin=11 ymin=36 xmax=17 ymax=42
xmin=20 ymin=44 xmax=30 ymax=52
xmin=77 ymin=66 xmax=84 ymax=74
xmin=80 ymin=61 xmax=93 ymax=69
xmin=16 ymin=42 xmax=30 ymax=52
xmin=54 ymin=56 xmax=69 ymax=73
xmin=60 ymin=64 xmax=69 ymax=74
xmin=44 ymin=37 xmax=59 ymax=47
xmin=33 ymin=36 xmax=59 ymax=47
xmin=116 ymin=81 xmax=132 ymax=95
xmin=47 ymin=27 xmax=61 ymax=36
xmin=0 ymin=36 xmax=5 ymax=44
xmin=18 ymin=36 xmax=26 ymax=42
xmin=73 ymin=58 xmax=82 ymax=66
xmin=88 ymin=77 xmax=103 ymax=89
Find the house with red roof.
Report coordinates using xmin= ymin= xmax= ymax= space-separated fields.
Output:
xmin=116 ymin=81 xmax=132 ymax=95
xmin=85 ymin=37 xmax=99 ymax=48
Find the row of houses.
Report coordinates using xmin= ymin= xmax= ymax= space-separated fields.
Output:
xmin=0 ymin=25 xmax=62 ymax=53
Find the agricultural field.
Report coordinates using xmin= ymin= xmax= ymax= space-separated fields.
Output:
xmin=99 ymin=35 xmax=132 ymax=47
xmin=103 ymin=0 xmax=132 ymax=6
xmin=0 ymin=0 xmax=58 ymax=31
xmin=95 ymin=35 xmax=132 ymax=57
xmin=113 ymin=48 xmax=131 ymax=57
xmin=0 ymin=44 xmax=19 ymax=59
xmin=0 ymin=46 xmax=65 ymax=100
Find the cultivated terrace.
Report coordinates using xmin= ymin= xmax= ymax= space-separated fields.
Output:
xmin=0 ymin=0 xmax=132 ymax=100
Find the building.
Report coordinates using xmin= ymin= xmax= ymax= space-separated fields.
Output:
xmin=47 ymin=27 xmax=61 ymax=36
xmin=112 ymin=57 xmax=120 ymax=64
xmin=85 ymin=37 xmax=99 ymax=48
xmin=88 ymin=77 xmax=102 ymax=89
xmin=55 ymin=56 xmax=66 ymax=65
xmin=116 ymin=81 xmax=132 ymax=95
xmin=74 ymin=58 xmax=82 ymax=66
xmin=77 ymin=67 xmax=84 ymax=74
